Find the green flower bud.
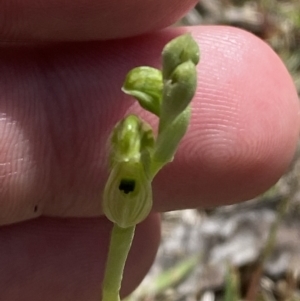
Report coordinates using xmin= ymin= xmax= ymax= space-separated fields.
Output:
xmin=122 ymin=67 xmax=163 ymax=116
xmin=162 ymin=33 xmax=200 ymax=80
xmin=160 ymin=61 xmax=197 ymax=128
xmin=103 ymin=160 xmax=152 ymax=228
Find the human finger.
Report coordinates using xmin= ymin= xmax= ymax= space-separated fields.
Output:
xmin=0 ymin=214 xmax=160 ymax=300
xmin=0 ymin=26 xmax=298 ymax=225
xmin=1 ymin=0 xmax=197 ymax=41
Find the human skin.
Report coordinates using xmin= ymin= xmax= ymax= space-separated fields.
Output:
xmin=0 ymin=0 xmax=299 ymax=300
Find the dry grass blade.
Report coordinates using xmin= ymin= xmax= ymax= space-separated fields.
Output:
xmin=125 ymin=254 xmax=200 ymax=301
xmin=224 ymin=265 xmax=240 ymax=301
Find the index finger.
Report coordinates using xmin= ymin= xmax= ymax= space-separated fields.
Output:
xmin=1 ymin=0 xmax=197 ymax=42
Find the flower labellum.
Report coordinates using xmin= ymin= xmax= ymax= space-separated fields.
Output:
xmin=103 ymin=160 xmax=152 ymax=228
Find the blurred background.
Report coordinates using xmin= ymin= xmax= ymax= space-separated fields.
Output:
xmin=127 ymin=1 xmax=300 ymax=301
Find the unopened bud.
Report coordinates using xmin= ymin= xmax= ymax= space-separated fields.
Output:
xmin=122 ymin=67 xmax=163 ymax=116
xmin=162 ymin=33 xmax=200 ymax=80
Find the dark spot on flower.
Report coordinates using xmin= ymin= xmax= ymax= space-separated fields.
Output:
xmin=119 ymin=179 xmax=135 ymax=194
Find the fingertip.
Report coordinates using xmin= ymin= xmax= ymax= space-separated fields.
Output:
xmin=154 ymin=26 xmax=300 ymax=210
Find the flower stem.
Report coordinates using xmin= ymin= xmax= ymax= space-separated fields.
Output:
xmin=102 ymin=224 xmax=135 ymax=301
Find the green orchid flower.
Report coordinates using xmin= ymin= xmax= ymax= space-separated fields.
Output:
xmin=103 ymin=115 xmax=154 ymax=228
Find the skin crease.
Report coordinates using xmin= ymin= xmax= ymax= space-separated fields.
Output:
xmin=0 ymin=0 xmax=299 ymax=299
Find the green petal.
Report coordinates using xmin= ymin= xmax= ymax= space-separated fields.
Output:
xmin=110 ymin=115 xmax=155 ymax=171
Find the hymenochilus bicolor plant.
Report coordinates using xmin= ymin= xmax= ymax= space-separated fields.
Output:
xmin=101 ymin=33 xmax=200 ymax=301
